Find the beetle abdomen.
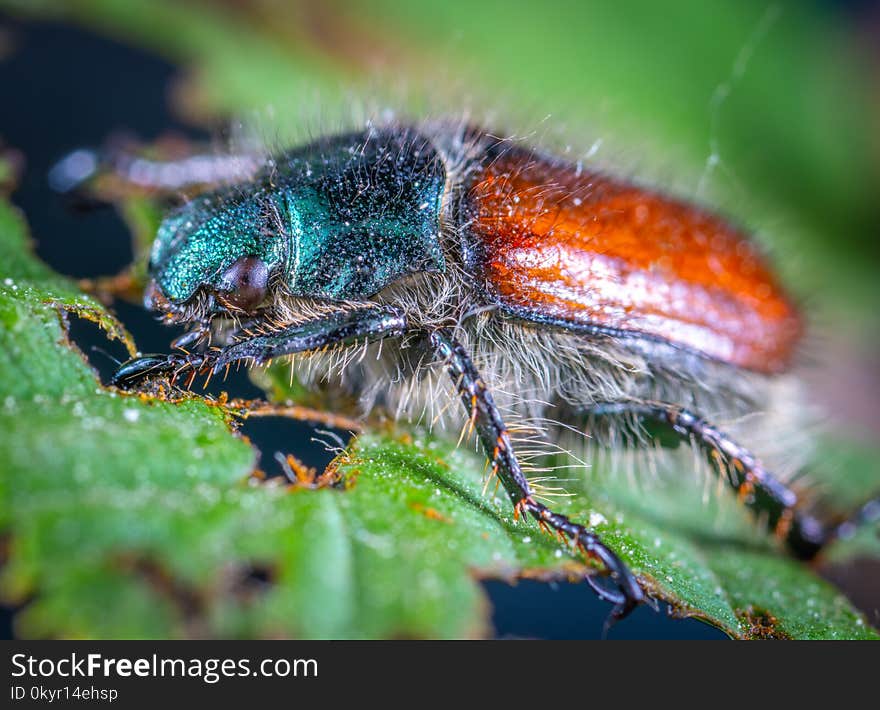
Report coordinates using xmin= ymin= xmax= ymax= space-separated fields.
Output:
xmin=461 ymin=146 xmax=802 ymax=374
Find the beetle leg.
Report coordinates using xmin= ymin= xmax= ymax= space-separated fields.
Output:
xmin=49 ymin=142 xmax=265 ymax=200
xmin=211 ymin=306 xmax=407 ymax=373
xmin=111 ymin=305 xmax=408 ymax=388
xmin=111 ymin=351 xmax=209 ymax=388
xmin=171 ymin=321 xmax=213 ymax=350
xmin=429 ymin=328 xmax=644 ymax=620
xmin=588 ymin=401 xmax=880 ymax=559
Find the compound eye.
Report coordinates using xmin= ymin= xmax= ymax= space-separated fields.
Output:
xmin=218 ymin=256 xmax=269 ymax=311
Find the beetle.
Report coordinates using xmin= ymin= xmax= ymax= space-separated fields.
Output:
xmin=57 ymin=120 xmax=879 ymax=620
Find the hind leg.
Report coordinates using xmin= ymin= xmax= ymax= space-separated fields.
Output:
xmin=589 ymin=401 xmax=880 ymax=559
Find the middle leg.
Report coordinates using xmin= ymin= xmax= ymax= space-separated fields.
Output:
xmin=429 ymin=328 xmax=644 ymax=618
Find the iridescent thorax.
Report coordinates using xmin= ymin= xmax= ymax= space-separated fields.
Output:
xmin=150 ymin=127 xmax=446 ymax=306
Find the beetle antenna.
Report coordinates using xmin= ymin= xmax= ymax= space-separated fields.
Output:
xmin=89 ymin=345 xmax=122 ymax=366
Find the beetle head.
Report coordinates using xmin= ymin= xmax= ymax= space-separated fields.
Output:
xmin=146 ymin=189 xmax=287 ymax=323
xmin=145 ymin=129 xmax=448 ymax=327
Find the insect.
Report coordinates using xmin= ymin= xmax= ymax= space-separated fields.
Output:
xmin=56 ymin=119 xmax=879 ymax=621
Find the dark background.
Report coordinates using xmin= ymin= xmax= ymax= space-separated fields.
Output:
xmin=1 ymin=1 xmax=876 ymax=639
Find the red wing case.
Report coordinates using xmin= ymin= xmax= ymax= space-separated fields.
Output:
xmin=462 ymin=147 xmax=803 ymax=374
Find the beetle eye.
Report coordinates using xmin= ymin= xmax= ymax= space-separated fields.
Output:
xmin=218 ymin=256 xmax=269 ymax=311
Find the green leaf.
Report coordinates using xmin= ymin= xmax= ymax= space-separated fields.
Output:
xmin=333 ymin=433 xmax=880 ymax=639
xmin=1 ymin=0 xmax=878 ymax=639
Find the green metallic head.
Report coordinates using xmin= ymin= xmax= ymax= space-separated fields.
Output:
xmin=146 ymin=128 xmax=447 ymax=322
xmin=148 ymin=189 xmax=287 ymax=315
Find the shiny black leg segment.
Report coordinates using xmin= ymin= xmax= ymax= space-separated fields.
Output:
xmin=212 ymin=306 xmax=407 ymax=371
xmin=429 ymin=329 xmax=644 ymax=619
xmin=111 ymin=351 xmax=197 ymax=387
xmin=112 ymin=305 xmax=407 ymax=387
xmin=590 ymin=401 xmax=879 ymax=559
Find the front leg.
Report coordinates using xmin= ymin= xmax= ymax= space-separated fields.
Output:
xmin=112 ymin=305 xmax=407 ymax=387
xmin=212 ymin=306 xmax=407 ymax=371
xmin=429 ymin=329 xmax=644 ymax=619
